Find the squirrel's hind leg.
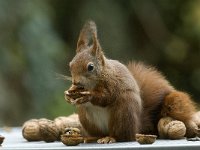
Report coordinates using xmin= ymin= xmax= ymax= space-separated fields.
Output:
xmin=161 ymin=91 xmax=198 ymax=137
xmin=97 ymin=136 xmax=116 ymax=144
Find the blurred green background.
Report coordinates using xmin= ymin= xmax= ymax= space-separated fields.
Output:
xmin=1 ymin=0 xmax=200 ymax=126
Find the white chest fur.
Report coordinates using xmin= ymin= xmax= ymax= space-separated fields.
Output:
xmin=84 ymin=103 xmax=109 ymax=134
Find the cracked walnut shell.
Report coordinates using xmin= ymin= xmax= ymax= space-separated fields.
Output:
xmin=135 ymin=134 xmax=157 ymax=144
xmin=61 ymin=128 xmax=84 ymax=146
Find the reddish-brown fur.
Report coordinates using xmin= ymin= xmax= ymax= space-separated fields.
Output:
xmin=161 ymin=91 xmax=197 ymax=137
xmin=65 ymin=21 xmax=199 ymax=143
xmin=127 ymin=62 xmax=174 ymax=134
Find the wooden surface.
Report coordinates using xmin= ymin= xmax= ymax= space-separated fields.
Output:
xmin=1 ymin=127 xmax=200 ymax=150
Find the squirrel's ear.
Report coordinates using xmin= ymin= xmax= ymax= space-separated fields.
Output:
xmin=76 ymin=21 xmax=105 ymax=65
xmin=76 ymin=21 xmax=96 ymax=53
xmin=90 ymin=23 xmax=105 ymax=66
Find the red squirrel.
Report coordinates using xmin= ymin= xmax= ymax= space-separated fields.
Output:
xmin=64 ymin=21 xmax=200 ymax=143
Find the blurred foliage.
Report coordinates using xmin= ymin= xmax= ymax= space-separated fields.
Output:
xmin=0 ymin=0 xmax=200 ymax=126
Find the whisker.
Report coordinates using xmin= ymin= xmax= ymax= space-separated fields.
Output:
xmin=55 ymin=73 xmax=72 ymax=81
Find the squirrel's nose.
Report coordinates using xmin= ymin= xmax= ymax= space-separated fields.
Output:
xmin=73 ymin=81 xmax=83 ymax=88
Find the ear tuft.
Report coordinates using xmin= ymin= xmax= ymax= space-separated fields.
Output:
xmin=76 ymin=20 xmax=97 ymax=53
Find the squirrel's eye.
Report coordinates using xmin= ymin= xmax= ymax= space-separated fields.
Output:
xmin=87 ymin=63 xmax=94 ymax=72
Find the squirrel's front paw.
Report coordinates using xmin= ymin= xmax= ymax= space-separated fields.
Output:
xmin=64 ymin=91 xmax=75 ymax=104
xmin=72 ymin=96 xmax=91 ymax=105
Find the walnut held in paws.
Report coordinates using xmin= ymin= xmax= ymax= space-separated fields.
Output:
xmin=64 ymin=85 xmax=91 ymax=104
xmin=66 ymin=89 xmax=84 ymax=99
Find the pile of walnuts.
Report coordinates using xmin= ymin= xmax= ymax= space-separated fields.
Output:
xmin=22 ymin=114 xmax=81 ymax=142
xmin=22 ymin=112 xmax=200 ymax=145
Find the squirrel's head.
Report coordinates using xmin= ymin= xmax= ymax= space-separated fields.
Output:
xmin=69 ymin=21 xmax=105 ymax=90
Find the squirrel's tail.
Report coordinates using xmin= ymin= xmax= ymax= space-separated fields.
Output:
xmin=161 ymin=90 xmax=198 ymax=137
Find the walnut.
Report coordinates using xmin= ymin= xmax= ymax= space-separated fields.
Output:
xmin=135 ymin=134 xmax=157 ymax=144
xmin=22 ymin=118 xmax=59 ymax=142
xmin=166 ymin=120 xmax=186 ymax=139
xmin=54 ymin=114 xmax=82 ymax=135
xmin=158 ymin=117 xmax=186 ymax=139
xmin=157 ymin=117 xmax=174 ymax=138
xmin=0 ymin=135 xmax=5 ymax=145
xmin=38 ymin=118 xmax=60 ymax=142
xmin=61 ymin=128 xmax=84 ymax=146
xmin=22 ymin=114 xmax=82 ymax=143
xmin=64 ymin=127 xmax=81 ymax=136
xmin=22 ymin=119 xmax=42 ymax=141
